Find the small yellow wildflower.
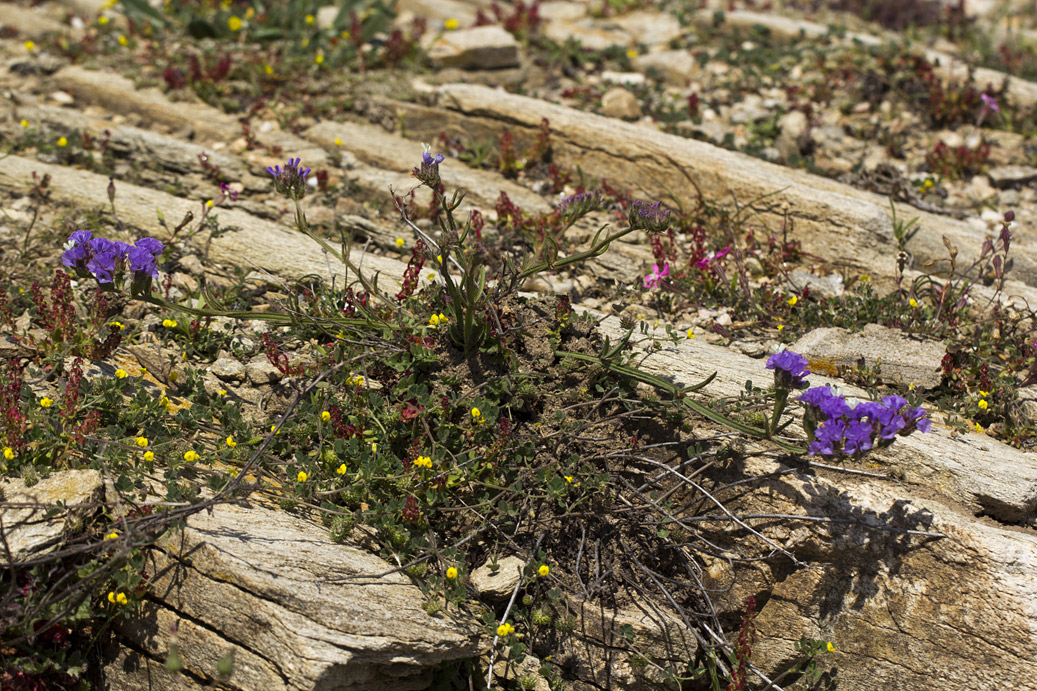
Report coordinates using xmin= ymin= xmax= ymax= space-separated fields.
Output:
xmin=908 ymin=383 xmax=916 ymax=391
xmin=56 ymin=137 xmax=68 ymax=147
xmin=104 ymin=531 xmax=119 ymax=540
xmin=25 ymin=41 xmax=35 ymax=51
xmin=974 ymin=422 xmax=984 ymax=433
xmin=162 ymin=319 xmax=177 ymax=328
xmin=116 ymin=592 xmax=128 ymax=605
xmin=564 ymin=475 xmax=573 ymax=484
xmin=777 ymin=324 xmax=784 ymax=331
xmin=686 ymin=329 xmax=695 ymax=339
xmin=471 ymin=407 xmax=481 ymax=419
xmin=216 ymin=389 xmax=227 ymax=397
xmin=413 ymin=455 xmax=432 ymax=469
xmin=117 ymin=35 xmax=128 ymax=46
xmin=349 ymin=375 xmax=364 ymax=386
xmin=445 ymin=18 xmax=459 ymax=30
xmin=98 ymin=15 xmax=109 ymax=25
xmin=336 ymin=463 xmax=347 ymax=475
xmin=115 ymin=369 xmax=128 ymax=379
xmin=20 ymin=119 xmax=30 ymax=128
xmin=340 ymin=30 xmax=350 ymax=39
xmin=979 ymin=390 xmax=989 ymax=397
xmin=226 ymin=436 xmax=236 ymax=448
xmin=538 ymin=564 xmax=550 ymax=577
xmin=143 ymin=451 xmax=154 ymax=462
xmin=107 ymin=591 xmax=116 ymax=604
xmin=264 ymin=64 xmax=274 ymax=75
xmin=109 ymin=320 xmax=125 ymax=330
xmin=626 ymin=48 xmax=639 ymax=59
xmin=497 ymin=623 xmax=515 ymax=637
xmin=978 ymin=399 xmax=988 ymax=410
xmin=438 ymin=313 xmax=448 ymax=323
xmin=395 ymin=238 xmax=405 ymax=248
xmin=334 ymin=137 xmax=343 ymax=146
xmin=436 ymin=254 xmax=443 ymax=263
xmin=787 ymin=295 xmax=798 ymax=307
xmin=305 ymin=14 xmax=315 ymax=23
xmin=297 ymin=471 xmax=308 ymax=482
xmin=39 ymin=397 xmax=53 ymax=408
xmin=446 ymin=566 xmax=458 ymax=579
xmin=3 ymin=447 xmax=13 ymax=461
xmin=909 ymin=298 xmax=918 ymax=307
xmin=270 ymin=424 xmax=281 ymax=434
xmin=826 ymin=642 xmax=835 ymax=653
xmin=206 ymin=199 xmax=214 ymax=207
xmin=135 ymin=436 xmax=148 ymax=448
xmin=370 ymin=442 xmax=377 ymax=453
xmin=321 ymin=410 xmax=331 ymax=422
xmin=183 ymin=450 xmax=199 ymax=462
xmin=429 ymin=314 xmax=440 ymax=327
xmin=859 ymin=274 xmax=870 ymax=282
xmin=315 ymin=54 xmax=324 ymax=65
xmin=427 ymin=272 xmax=437 ymax=281
xmin=227 ymin=15 xmax=242 ymax=32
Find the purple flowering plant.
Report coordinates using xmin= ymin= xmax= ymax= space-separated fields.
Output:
xmin=266 ymin=157 xmax=311 ymax=200
xmin=62 ymin=231 xmax=164 ymax=297
xmin=799 ymin=386 xmax=931 ymax=458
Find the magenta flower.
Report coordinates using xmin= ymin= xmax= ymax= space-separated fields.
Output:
xmin=980 ymin=92 xmax=999 ymax=113
xmin=643 ymin=261 xmax=670 ymax=289
xmin=695 ymin=245 xmax=731 ymax=269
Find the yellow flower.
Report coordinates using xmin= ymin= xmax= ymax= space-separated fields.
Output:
xmin=978 ymin=399 xmax=988 ymax=410
xmin=117 ymin=35 xmax=128 ymax=46
xmin=315 ymin=54 xmax=324 ymax=65
xmin=305 ymin=14 xmax=315 ymax=23
xmin=40 ymin=397 xmax=53 ymax=408
xmin=446 ymin=566 xmax=458 ymax=579
xmin=3 ymin=447 xmax=13 ymax=461
xmin=116 ymin=592 xmax=128 ymax=605
xmin=99 ymin=15 xmax=109 ymax=25
xmin=626 ymin=48 xmax=639 ymax=59
xmin=334 ymin=137 xmax=343 ymax=146
xmin=396 ymin=238 xmax=405 ymax=248
xmin=264 ymin=64 xmax=274 ymax=75
xmin=777 ymin=324 xmax=784 ymax=331
xmin=826 ymin=641 xmax=835 ymax=653
xmin=297 ymin=471 xmax=308 ymax=482
xmin=909 ymin=298 xmax=918 ymax=307
xmin=104 ymin=531 xmax=119 ymax=540
xmin=427 ymin=272 xmax=437 ymax=281
xmin=271 ymin=424 xmax=280 ymax=434
xmin=979 ymin=390 xmax=989 ymax=397
xmin=228 ymin=15 xmax=242 ymax=31
xmin=56 ymin=137 xmax=68 ymax=147
xmin=908 ymin=383 xmax=916 ymax=391
xmin=686 ymin=329 xmax=695 ymax=339
xmin=429 ymin=314 xmax=440 ymax=327
xmin=107 ymin=591 xmax=116 ymax=604
xmin=321 ymin=410 xmax=331 ymax=422
xmin=413 ymin=455 xmax=432 ymax=469
xmin=340 ymin=30 xmax=350 ymax=39
xmin=135 ymin=436 xmax=148 ymax=448
xmin=349 ymin=375 xmax=364 ymax=386
xmin=471 ymin=407 xmax=481 ymax=419
xmin=183 ymin=450 xmax=199 ymax=462
xmin=109 ymin=320 xmax=125 ymax=330
xmin=20 ymin=119 xmax=30 ymax=128
xmin=206 ymin=199 xmax=214 ymax=207
xmin=25 ymin=41 xmax=35 ymax=51
xmin=445 ymin=18 xmax=459 ymax=30
xmin=226 ymin=436 xmax=236 ymax=448
xmin=859 ymin=274 xmax=870 ymax=282
xmin=336 ymin=463 xmax=347 ymax=475
xmin=787 ymin=295 xmax=798 ymax=307
xmin=564 ymin=475 xmax=573 ymax=483
xmin=143 ymin=451 xmax=154 ymax=462
xmin=114 ymin=368 xmax=128 ymax=379
xmin=538 ymin=564 xmax=550 ymax=577
xmin=436 ymin=254 xmax=443 ymax=263
xmin=974 ymin=422 xmax=983 ymax=433
xmin=216 ymin=389 xmax=227 ymax=397
xmin=497 ymin=623 xmax=515 ymax=637
xmin=162 ymin=319 xmax=177 ymax=328
xmin=439 ymin=313 xmax=448 ymax=323
xmin=370 ymin=442 xmax=377 ymax=453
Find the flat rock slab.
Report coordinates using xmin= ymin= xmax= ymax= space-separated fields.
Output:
xmin=428 ymin=84 xmax=1037 ymax=298
xmin=0 ymin=155 xmax=407 ymax=290
xmin=792 ymin=323 xmax=945 ymax=389
xmin=0 ymin=469 xmax=103 ymax=562
xmin=426 ymin=25 xmax=520 ymax=70
xmin=110 ymin=503 xmax=482 ymax=691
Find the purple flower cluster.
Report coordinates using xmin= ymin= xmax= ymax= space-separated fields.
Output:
xmin=62 ymin=231 xmax=164 ymax=293
xmin=266 ymin=157 xmax=311 ymax=200
xmin=799 ymin=386 xmax=931 ymax=457
xmin=628 ymin=201 xmax=671 ymax=233
xmin=413 ymin=149 xmax=445 ymax=189
xmin=557 ymin=191 xmax=602 ymax=222
xmin=766 ymin=350 xmax=811 ymax=390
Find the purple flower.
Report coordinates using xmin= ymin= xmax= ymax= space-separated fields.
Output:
xmin=904 ymin=406 xmax=931 ymax=434
xmin=766 ymin=350 xmax=810 ymax=390
xmin=980 ymin=92 xmax=999 ymax=113
xmin=267 ymin=157 xmax=311 ymax=200
xmin=219 ymin=182 xmax=239 ymax=202
xmin=128 ymin=245 xmax=159 ymax=277
xmin=414 ymin=146 xmax=445 ymax=188
xmin=809 ymin=418 xmax=845 ymax=456
xmin=628 ymin=201 xmax=671 ymax=233
xmin=643 ymin=261 xmax=670 ymax=289
xmin=695 ymin=245 xmax=730 ymax=269
xmin=557 ymin=191 xmax=602 ymax=221
xmin=62 ymin=230 xmax=94 ymax=269
xmin=843 ymin=419 xmax=874 ymax=455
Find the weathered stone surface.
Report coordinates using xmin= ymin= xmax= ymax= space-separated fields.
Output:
xmin=632 ymin=49 xmax=699 ymax=86
xmin=108 ymin=503 xmax=483 ymax=690
xmin=1 ymin=4 xmax=68 ymax=38
xmin=430 ymin=83 xmax=1037 ymax=295
xmin=601 ymin=87 xmax=642 ymax=120
xmin=775 ymin=109 xmax=809 ymax=160
xmin=0 ymin=470 xmax=103 ymax=562
xmin=426 ymin=25 xmax=520 ymax=70
xmin=245 ymin=356 xmax=282 ymax=385
xmin=788 ymin=268 xmax=844 ymax=297
xmin=209 ymin=355 xmax=246 ymax=382
xmin=988 ymin=165 xmax=1037 ymax=189
xmin=471 ymin=554 xmax=525 ymax=601
xmin=792 ymin=323 xmax=945 ymax=389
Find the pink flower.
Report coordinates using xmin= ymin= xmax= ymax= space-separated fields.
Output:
xmin=980 ymin=92 xmax=999 ymax=113
xmin=695 ymin=245 xmax=730 ymax=269
xmin=643 ymin=261 xmax=670 ymax=289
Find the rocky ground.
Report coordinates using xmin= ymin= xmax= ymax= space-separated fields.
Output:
xmin=2 ymin=0 xmax=1037 ymax=690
